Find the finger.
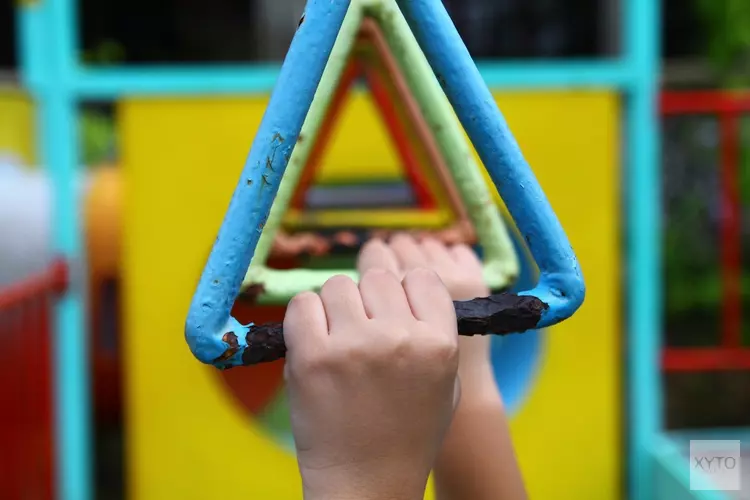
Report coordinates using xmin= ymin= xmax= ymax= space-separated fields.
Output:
xmin=402 ymin=268 xmax=456 ymax=329
xmin=357 ymin=239 xmax=401 ymax=276
xmin=450 ymin=244 xmax=484 ymax=274
xmin=283 ymin=291 xmax=329 ymax=357
xmin=420 ymin=237 xmax=455 ymax=268
xmin=359 ymin=269 xmax=412 ymax=320
xmin=389 ymin=233 xmax=426 ymax=270
xmin=319 ymin=275 xmax=368 ymax=333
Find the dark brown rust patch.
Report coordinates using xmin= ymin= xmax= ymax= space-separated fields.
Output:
xmin=454 ymin=293 xmax=549 ymax=335
xmin=241 ymin=323 xmax=286 ymax=366
xmin=212 ymin=332 xmax=240 ymax=363
xmin=246 ymin=178 xmax=253 ymax=186
xmin=232 ymin=292 xmax=549 ymax=366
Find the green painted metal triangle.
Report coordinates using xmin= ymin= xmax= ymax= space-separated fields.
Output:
xmin=243 ymin=0 xmax=519 ymax=304
xmin=186 ymin=0 xmax=585 ymax=369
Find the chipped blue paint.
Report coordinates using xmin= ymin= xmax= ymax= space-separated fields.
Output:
xmin=184 ymin=0 xmax=351 ymax=365
xmin=395 ymin=0 xmax=585 ymax=328
xmin=186 ymin=0 xmax=584 ymax=369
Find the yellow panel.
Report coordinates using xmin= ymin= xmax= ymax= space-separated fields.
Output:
xmin=315 ymin=90 xmax=402 ymax=182
xmin=489 ymin=91 xmax=621 ymax=500
xmin=0 ymin=87 xmax=35 ymax=165
xmin=120 ymin=97 xmax=300 ymax=500
xmin=121 ymin=90 xmax=620 ymax=500
xmin=284 ymin=208 xmax=452 ymax=229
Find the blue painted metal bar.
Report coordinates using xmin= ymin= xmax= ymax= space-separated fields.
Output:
xmin=67 ymin=60 xmax=632 ymax=98
xmin=185 ymin=0 xmax=351 ymax=364
xmin=15 ymin=4 xmax=46 ymax=90
xmin=18 ymin=0 xmax=93 ymax=498
xmin=40 ymin=90 xmax=91 ymax=500
xmin=625 ymin=0 xmax=661 ymax=497
xmin=396 ymin=0 xmax=585 ymax=327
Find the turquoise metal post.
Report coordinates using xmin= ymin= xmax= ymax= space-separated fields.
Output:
xmin=625 ymin=0 xmax=662 ymax=497
xmin=18 ymin=0 xmax=92 ymax=498
xmin=49 ymin=0 xmax=92 ymax=496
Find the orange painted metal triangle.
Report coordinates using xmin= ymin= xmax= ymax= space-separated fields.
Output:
xmin=288 ymin=18 xmax=469 ymax=223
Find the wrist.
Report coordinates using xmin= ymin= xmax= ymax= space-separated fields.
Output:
xmin=301 ymin=464 xmax=428 ymax=500
xmin=304 ymin=486 xmax=424 ymax=500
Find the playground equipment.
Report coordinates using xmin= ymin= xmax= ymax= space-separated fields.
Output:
xmin=8 ymin=0 xmax=668 ymax=498
xmin=185 ymin=0 xmax=583 ymax=369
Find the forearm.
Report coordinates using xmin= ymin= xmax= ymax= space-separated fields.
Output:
xmin=433 ymin=381 xmax=527 ymax=500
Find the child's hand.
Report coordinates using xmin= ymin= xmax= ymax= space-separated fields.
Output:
xmin=284 ymin=269 xmax=460 ymax=500
xmin=357 ymin=235 xmax=495 ymax=398
xmin=356 ymin=235 xmax=527 ymax=500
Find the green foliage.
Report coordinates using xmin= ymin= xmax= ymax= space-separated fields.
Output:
xmin=695 ymin=0 xmax=750 ymax=87
xmin=79 ymin=110 xmax=117 ymax=166
xmin=82 ymin=39 xmax=126 ymax=66
xmin=78 ymin=40 xmax=124 ymax=165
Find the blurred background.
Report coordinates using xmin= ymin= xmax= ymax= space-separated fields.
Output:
xmin=0 ymin=0 xmax=748 ymax=498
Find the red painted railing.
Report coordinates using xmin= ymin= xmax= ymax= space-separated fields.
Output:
xmin=661 ymin=91 xmax=750 ymax=372
xmin=0 ymin=259 xmax=67 ymax=499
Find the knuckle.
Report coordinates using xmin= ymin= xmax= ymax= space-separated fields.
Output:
xmin=385 ymin=328 xmax=419 ymax=360
xmin=320 ymin=274 xmax=356 ymax=296
xmin=426 ymin=336 xmax=458 ymax=364
xmin=360 ymin=267 xmax=397 ymax=285
xmin=405 ymin=267 xmax=439 ymax=283
xmin=289 ymin=351 xmax=333 ymax=378
xmin=288 ymin=290 xmax=320 ymax=311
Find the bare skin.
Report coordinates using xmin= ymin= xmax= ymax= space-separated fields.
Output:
xmin=284 ymin=268 xmax=460 ymax=500
xmin=358 ymin=234 xmax=528 ymax=500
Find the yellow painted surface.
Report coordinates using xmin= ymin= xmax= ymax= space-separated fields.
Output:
xmin=121 ymin=90 xmax=621 ymax=500
xmin=284 ymin=207 xmax=452 ymax=229
xmin=0 ymin=88 xmax=35 ymax=164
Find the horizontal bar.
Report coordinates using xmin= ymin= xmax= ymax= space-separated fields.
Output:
xmin=283 ymin=207 xmax=453 ymax=228
xmin=662 ymin=348 xmax=750 ymax=371
xmin=74 ymin=65 xmax=282 ymax=98
xmin=60 ymin=59 xmax=635 ymax=99
xmin=0 ymin=258 xmax=68 ymax=309
xmin=661 ymin=91 xmax=750 ymax=114
xmin=649 ymin=434 xmax=729 ymax=500
xmin=666 ymin=428 xmax=750 ymax=445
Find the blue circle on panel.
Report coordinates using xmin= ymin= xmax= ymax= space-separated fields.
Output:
xmin=476 ymin=231 xmax=545 ymax=416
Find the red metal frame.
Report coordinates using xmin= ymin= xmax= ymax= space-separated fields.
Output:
xmin=0 ymin=258 xmax=68 ymax=499
xmin=660 ymin=91 xmax=750 ymax=372
xmin=289 ymin=23 xmax=441 ymax=213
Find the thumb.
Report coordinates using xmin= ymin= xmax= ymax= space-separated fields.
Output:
xmin=357 ymin=238 xmax=402 ymax=277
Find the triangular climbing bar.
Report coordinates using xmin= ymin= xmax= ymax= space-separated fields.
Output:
xmin=239 ymin=0 xmax=518 ymax=305
xmin=185 ymin=0 xmax=584 ymax=369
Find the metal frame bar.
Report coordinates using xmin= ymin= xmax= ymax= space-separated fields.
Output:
xmin=15 ymin=0 xmax=660 ymax=499
xmin=236 ymin=0 xmax=519 ymax=306
xmin=660 ymin=90 xmax=750 ymax=374
xmin=625 ymin=0 xmax=661 ymax=498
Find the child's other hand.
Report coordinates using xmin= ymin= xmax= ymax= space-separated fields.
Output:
xmin=284 ymin=269 xmax=460 ymax=500
xmin=358 ymin=235 xmax=527 ymax=500
xmin=357 ymin=234 xmax=496 ymax=399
